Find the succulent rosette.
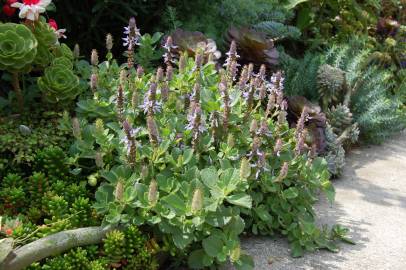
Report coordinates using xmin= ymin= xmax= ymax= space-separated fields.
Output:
xmin=38 ymin=63 xmax=80 ymax=104
xmin=31 ymin=19 xmax=58 ymax=67
xmin=0 ymin=23 xmax=38 ymax=72
xmin=53 ymin=43 xmax=74 ymax=60
xmin=52 ymin=56 xmax=73 ymax=69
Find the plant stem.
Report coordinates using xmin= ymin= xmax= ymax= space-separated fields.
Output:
xmin=11 ymin=72 xmax=23 ymax=111
xmin=0 ymin=226 xmax=115 ymax=270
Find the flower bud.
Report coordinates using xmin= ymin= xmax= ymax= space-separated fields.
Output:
xmin=277 ymin=111 xmax=287 ymax=125
xmin=120 ymin=69 xmax=127 ymax=86
xmin=258 ymin=64 xmax=266 ymax=80
xmin=147 ymin=115 xmax=160 ymax=145
xmin=131 ymin=91 xmax=138 ymax=110
xmin=194 ymin=50 xmax=203 ymax=70
xmin=141 ymin=164 xmax=149 ymax=179
xmin=166 ymin=65 xmax=173 ymax=81
xmin=95 ymin=118 xmax=104 ymax=132
xmin=114 ymin=180 xmax=124 ymax=201
xmin=156 ymin=67 xmax=164 ymax=83
xmin=148 ymin=179 xmax=158 ymax=205
xmin=178 ymin=53 xmax=187 ymax=73
xmin=226 ymin=133 xmax=235 ymax=148
xmin=274 ymin=138 xmax=283 ymax=156
xmin=106 ymin=33 xmax=113 ymax=51
xmin=249 ymin=119 xmax=258 ymax=135
xmin=240 ymin=157 xmax=251 ymax=179
xmin=191 ymin=188 xmax=203 ymax=213
xmin=117 ymin=85 xmax=124 ymax=122
xmin=161 ymin=82 xmax=169 ymax=102
xmin=91 ymin=49 xmax=99 ymax=66
xmin=230 ymin=245 xmax=241 ymax=263
xmin=73 ymin=44 xmax=80 ymax=59
xmin=90 ymin=73 xmax=98 ymax=92
xmin=275 ymin=162 xmax=289 ymax=182
xmin=72 ymin=117 xmax=81 ymax=138
xmin=95 ymin=152 xmax=104 ymax=168
xmin=238 ymin=65 xmax=249 ymax=90
xmin=136 ymin=65 xmax=144 ymax=78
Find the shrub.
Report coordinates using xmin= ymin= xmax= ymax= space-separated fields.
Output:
xmin=67 ymin=23 xmax=344 ymax=268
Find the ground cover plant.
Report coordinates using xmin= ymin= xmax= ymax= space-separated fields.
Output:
xmin=0 ymin=0 xmax=404 ymax=269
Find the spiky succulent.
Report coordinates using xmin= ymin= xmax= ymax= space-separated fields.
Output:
xmin=323 ymin=124 xmax=346 ymax=176
xmin=317 ymin=64 xmax=346 ymax=109
xmin=0 ymin=23 xmax=38 ymax=72
xmin=326 ymin=104 xmax=353 ymax=134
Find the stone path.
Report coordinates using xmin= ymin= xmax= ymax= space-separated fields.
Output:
xmin=232 ymin=132 xmax=406 ymax=270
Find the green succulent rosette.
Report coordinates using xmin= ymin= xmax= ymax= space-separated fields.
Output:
xmin=32 ymin=19 xmax=58 ymax=67
xmin=34 ymin=45 xmax=54 ymax=68
xmin=52 ymin=57 xmax=73 ymax=69
xmin=0 ymin=23 xmax=38 ymax=73
xmin=53 ymin=43 xmax=74 ymax=61
xmin=33 ymin=19 xmax=58 ymax=48
xmin=38 ymin=64 xmax=81 ymax=104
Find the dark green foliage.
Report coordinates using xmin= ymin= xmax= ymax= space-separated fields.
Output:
xmin=0 ymin=112 xmax=71 ymax=176
xmin=103 ymin=230 xmax=126 ymax=263
xmin=34 ymin=146 xmax=71 ymax=182
xmin=325 ymin=42 xmax=406 ymax=143
xmin=282 ymin=40 xmax=405 ymax=144
xmin=281 ymin=51 xmax=324 ymax=101
xmin=293 ymin=0 xmax=381 ymax=46
xmin=28 ymin=226 xmax=157 ymax=270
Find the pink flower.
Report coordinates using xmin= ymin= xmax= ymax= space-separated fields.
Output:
xmin=48 ymin=18 xmax=57 ymax=30
xmin=48 ymin=18 xmax=66 ymax=39
xmin=11 ymin=0 xmax=51 ymax=21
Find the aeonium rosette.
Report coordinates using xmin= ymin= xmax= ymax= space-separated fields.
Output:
xmin=11 ymin=0 xmax=51 ymax=21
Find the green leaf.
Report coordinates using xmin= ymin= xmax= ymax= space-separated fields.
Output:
xmin=234 ymin=254 xmax=255 ymax=270
xmin=226 ymin=193 xmax=252 ymax=208
xmin=183 ymin=148 xmax=194 ymax=165
xmin=225 ymin=216 xmax=245 ymax=236
xmin=162 ymin=193 xmax=187 ymax=215
xmin=254 ymin=205 xmax=272 ymax=222
xmin=322 ymin=180 xmax=335 ymax=203
xmin=291 ymin=241 xmax=304 ymax=257
xmin=200 ymin=167 xmax=218 ymax=189
xmin=173 ymin=231 xmax=193 ymax=249
xmin=188 ymin=249 xmax=213 ymax=269
xmin=283 ymin=187 xmax=299 ymax=199
xmin=285 ymin=0 xmax=309 ymax=10
xmin=94 ymin=184 xmax=114 ymax=212
xmin=202 ymin=235 xmax=224 ymax=257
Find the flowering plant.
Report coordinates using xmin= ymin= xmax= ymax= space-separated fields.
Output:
xmin=0 ymin=0 xmax=84 ymax=111
xmin=11 ymin=0 xmax=51 ymax=21
xmin=65 ymin=18 xmax=345 ymax=269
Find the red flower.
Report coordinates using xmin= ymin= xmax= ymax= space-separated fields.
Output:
xmin=23 ymin=0 xmax=41 ymax=5
xmin=5 ymin=228 xmax=13 ymax=236
xmin=2 ymin=3 xmax=16 ymax=17
xmin=48 ymin=18 xmax=58 ymax=30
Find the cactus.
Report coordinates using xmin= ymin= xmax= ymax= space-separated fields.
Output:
xmin=326 ymin=104 xmax=353 ymax=134
xmin=317 ymin=64 xmax=346 ymax=109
